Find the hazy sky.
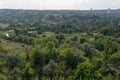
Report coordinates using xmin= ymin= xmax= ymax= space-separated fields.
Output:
xmin=0 ymin=0 xmax=120 ymax=10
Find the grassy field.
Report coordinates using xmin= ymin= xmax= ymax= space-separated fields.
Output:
xmin=0 ymin=39 xmax=28 ymax=53
xmin=0 ymin=23 xmax=9 ymax=29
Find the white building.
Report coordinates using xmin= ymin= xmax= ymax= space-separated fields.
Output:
xmin=5 ymin=33 xmax=10 ymax=37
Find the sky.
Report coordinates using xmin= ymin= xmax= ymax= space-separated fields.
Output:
xmin=0 ymin=0 xmax=120 ymax=10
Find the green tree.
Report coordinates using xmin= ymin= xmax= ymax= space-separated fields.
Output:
xmin=6 ymin=53 xmax=22 ymax=69
xmin=9 ymin=68 xmax=21 ymax=80
xmin=59 ymin=43 xmax=82 ymax=69
xmin=102 ymin=37 xmax=115 ymax=57
xmin=31 ymin=46 xmax=43 ymax=80
xmin=0 ymin=74 xmax=7 ymax=80
xmin=74 ymin=61 xmax=93 ymax=80
xmin=22 ymin=63 xmax=34 ymax=80
xmin=42 ymin=41 xmax=57 ymax=64
xmin=94 ymin=39 xmax=104 ymax=51
xmin=80 ymin=37 xmax=87 ymax=44
xmin=56 ymin=33 xmax=65 ymax=43
xmin=82 ymin=43 xmax=95 ymax=58
xmin=110 ymin=53 xmax=120 ymax=69
xmin=43 ymin=59 xmax=58 ymax=80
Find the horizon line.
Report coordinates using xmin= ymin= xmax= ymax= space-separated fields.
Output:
xmin=0 ymin=8 xmax=120 ymax=11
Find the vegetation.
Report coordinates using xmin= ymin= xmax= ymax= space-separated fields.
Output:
xmin=0 ymin=9 xmax=120 ymax=80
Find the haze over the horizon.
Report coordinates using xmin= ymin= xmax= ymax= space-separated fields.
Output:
xmin=0 ymin=0 xmax=120 ymax=10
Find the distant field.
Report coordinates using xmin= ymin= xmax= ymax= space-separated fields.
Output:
xmin=0 ymin=39 xmax=28 ymax=53
xmin=0 ymin=23 xmax=9 ymax=29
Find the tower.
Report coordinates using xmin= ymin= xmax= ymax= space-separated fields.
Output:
xmin=107 ymin=8 xmax=111 ymax=13
xmin=91 ymin=8 xmax=93 ymax=12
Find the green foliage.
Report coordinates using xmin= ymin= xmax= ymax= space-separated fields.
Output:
xmin=0 ymin=9 xmax=120 ymax=80
xmin=103 ymin=74 xmax=114 ymax=80
xmin=56 ymin=33 xmax=65 ymax=43
xmin=22 ymin=63 xmax=34 ymax=80
xmin=80 ymin=37 xmax=87 ymax=44
xmin=43 ymin=59 xmax=58 ymax=79
xmin=82 ymin=42 xmax=95 ymax=58
xmin=9 ymin=68 xmax=21 ymax=80
xmin=94 ymin=39 xmax=104 ymax=51
xmin=74 ymin=61 xmax=93 ymax=80
xmin=6 ymin=53 xmax=22 ymax=69
xmin=31 ymin=45 xmax=43 ymax=66
xmin=0 ymin=61 xmax=4 ymax=72
xmin=110 ymin=53 xmax=120 ymax=68
xmin=0 ymin=74 xmax=7 ymax=80
xmin=103 ymin=37 xmax=116 ymax=57
xmin=0 ymin=45 xmax=5 ymax=52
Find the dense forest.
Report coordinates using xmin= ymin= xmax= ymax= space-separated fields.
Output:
xmin=0 ymin=9 xmax=120 ymax=80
